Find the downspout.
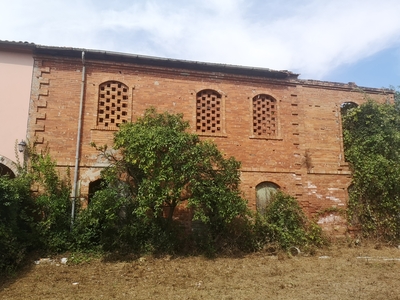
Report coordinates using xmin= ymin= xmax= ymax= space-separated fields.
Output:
xmin=71 ymin=51 xmax=86 ymax=226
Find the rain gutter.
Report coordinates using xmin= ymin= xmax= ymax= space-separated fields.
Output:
xmin=71 ymin=51 xmax=86 ymax=226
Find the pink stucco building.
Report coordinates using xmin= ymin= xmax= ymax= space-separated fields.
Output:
xmin=0 ymin=41 xmax=33 ymax=177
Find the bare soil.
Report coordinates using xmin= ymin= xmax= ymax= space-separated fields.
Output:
xmin=2 ymin=243 xmax=400 ymax=300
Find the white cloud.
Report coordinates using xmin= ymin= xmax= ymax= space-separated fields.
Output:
xmin=276 ymin=0 xmax=400 ymax=77
xmin=1 ymin=0 xmax=400 ymax=81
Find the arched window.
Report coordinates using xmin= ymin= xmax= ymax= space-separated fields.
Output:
xmin=97 ymin=81 xmax=129 ymax=128
xmin=340 ymin=101 xmax=358 ymax=116
xmin=252 ymin=94 xmax=277 ymax=137
xmin=196 ymin=89 xmax=222 ymax=134
xmin=256 ymin=181 xmax=279 ymax=213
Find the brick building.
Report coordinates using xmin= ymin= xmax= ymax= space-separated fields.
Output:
xmin=25 ymin=44 xmax=393 ymax=234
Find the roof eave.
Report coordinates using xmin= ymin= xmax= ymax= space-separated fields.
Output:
xmin=33 ymin=45 xmax=299 ymax=80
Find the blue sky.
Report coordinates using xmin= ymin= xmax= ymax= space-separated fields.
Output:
xmin=1 ymin=0 xmax=400 ymax=89
xmin=325 ymin=47 xmax=400 ymax=88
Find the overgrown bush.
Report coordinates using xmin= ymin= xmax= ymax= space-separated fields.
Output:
xmin=77 ymin=108 xmax=249 ymax=255
xmin=343 ymin=98 xmax=400 ymax=242
xmin=28 ymin=146 xmax=73 ymax=252
xmin=74 ymin=181 xmax=143 ymax=252
xmin=0 ymin=145 xmax=73 ymax=276
xmin=252 ymin=191 xmax=326 ymax=251
xmin=0 ymin=175 xmax=35 ymax=275
xmin=72 ymin=165 xmax=185 ymax=254
xmin=74 ymin=109 xmax=326 ymax=256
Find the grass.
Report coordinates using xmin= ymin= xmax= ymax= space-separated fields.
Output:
xmin=1 ymin=242 xmax=400 ymax=299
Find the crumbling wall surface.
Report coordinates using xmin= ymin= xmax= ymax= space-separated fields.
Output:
xmin=27 ymin=54 xmax=393 ymax=234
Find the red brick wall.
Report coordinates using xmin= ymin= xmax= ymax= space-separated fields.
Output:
xmin=27 ymin=55 xmax=393 ymax=233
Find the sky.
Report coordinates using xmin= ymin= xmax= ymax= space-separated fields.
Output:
xmin=1 ymin=0 xmax=400 ymax=89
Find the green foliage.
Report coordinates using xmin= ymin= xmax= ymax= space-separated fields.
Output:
xmin=390 ymin=85 xmax=400 ymax=110
xmin=253 ymin=191 xmax=325 ymax=251
xmin=74 ymin=182 xmax=145 ymax=252
xmin=78 ymin=109 xmax=326 ymax=255
xmin=114 ymin=108 xmax=247 ymax=224
xmin=343 ymin=98 xmax=400 ymax=241
xmin=80 ymin=108 xmax=249 ymax=254
xmin=68 ymin=250 xmax=102 ymax=265
xmin=0 ymin=175 xmax=34 ymax=275
xmin=28 ymin=146 xmax=73 ymax=252
xmin=0 ymin=144 xmax=73 ymax=276
xmin=1 ymin=109 xmax=326 ymax=271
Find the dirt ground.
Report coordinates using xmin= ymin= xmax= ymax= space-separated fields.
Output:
xmin=1 ymin=243 xmax=400 ymax=300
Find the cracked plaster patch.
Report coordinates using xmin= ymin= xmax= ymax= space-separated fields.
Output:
xmin=326 ymin=195 xmax=341 ymax=202
xmin=317 ymin=214 xmax=345 ymax=225
xmin=80 ymin=168 xmax=102 ymax=187
xmin=307 ymin=182 xmax=317 ymax=189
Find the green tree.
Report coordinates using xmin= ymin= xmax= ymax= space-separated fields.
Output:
xmin=343 ymin=99 xmax=400 ymax=241
xmin=83 ymin=108 xmax=248 ymax=253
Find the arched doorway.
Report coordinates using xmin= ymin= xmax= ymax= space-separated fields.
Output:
xmin=0 ymin=156 xmax=18 ymax=179
xmin=256 ymin=181 xmax=280 ymax=214
xmin=0 ymin=163 xmax=15 ymax=178
xmin=88 ymin=178 xmax=105 ymax=204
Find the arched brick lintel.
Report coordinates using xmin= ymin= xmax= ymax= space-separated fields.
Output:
xmin=0 ymin=154 xmax=19 ymax=177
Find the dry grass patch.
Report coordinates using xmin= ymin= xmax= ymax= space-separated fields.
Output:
xmin=2 ymin=243 xmax=400 ymax=300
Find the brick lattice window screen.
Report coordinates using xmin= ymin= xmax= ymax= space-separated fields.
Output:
xmin=97 ymin=81 xmax=129 ymax=128
xmin=196 ymin=89 xmax=222 ymax=134
xmin=252 ymin=94 xmax=277 ymax=136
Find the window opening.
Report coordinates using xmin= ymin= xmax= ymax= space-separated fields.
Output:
xmin=340 ymin=102 xmax=358 ymax=116
xmin=97 ymin=81 xmax=129 ymax=128
xmin=196 ymin=89 xmax=222 ymax=133
xmin=252 ymin=94 xmax=277 ymax=137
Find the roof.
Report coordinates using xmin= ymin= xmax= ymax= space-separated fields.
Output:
xmin=0 ymin=40 xmax=298 ymax=80
xmin=0 ymin=40 xmax=35 ymax=53
xmin=0 ymin=40 xmax=394 ymax=94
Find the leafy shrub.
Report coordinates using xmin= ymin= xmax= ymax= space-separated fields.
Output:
xmin=253 ymin=191 xmax=325 ymax=251
xmin=343 ymin=99 xmax=400 ymax=242
xmin=73 ymin=181 xmax=143 ymax=252
xmin=28 ymin=146 xmax=73 ymax=252
xmin=78 ymin=108 xmax=250 ymax=255
xmin=73 ymin=175 xmax=183 ymax=254
xmin=1 ymin=144 xmax=74 ymax=276
xmin=0 ymin=175 xmax=35 ymax=275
